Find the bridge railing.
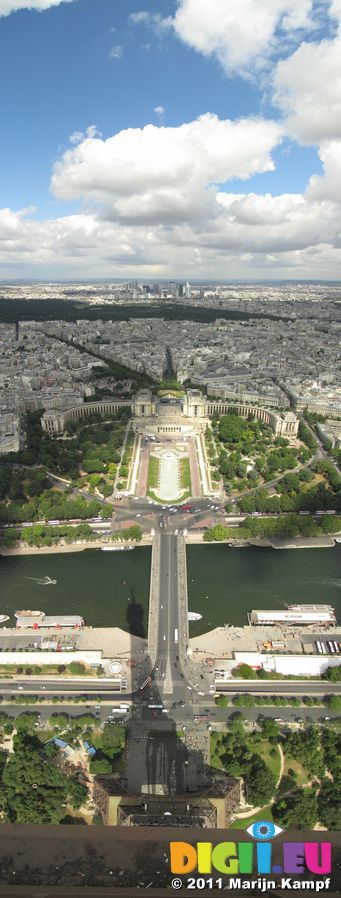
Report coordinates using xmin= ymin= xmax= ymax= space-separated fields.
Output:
xmin=176 ymin=534 xmax=189 ymax=668
xmin=147 ymin=532 xmax=161 ymax=668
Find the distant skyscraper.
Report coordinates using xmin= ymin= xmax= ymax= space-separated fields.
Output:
xmin=185 ymin=281 xmax=191 ymax=298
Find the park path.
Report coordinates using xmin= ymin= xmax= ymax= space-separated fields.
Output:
xmin=277 ymin=743 xmax=285 ymax=787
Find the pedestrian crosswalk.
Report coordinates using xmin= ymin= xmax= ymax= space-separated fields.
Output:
xmin=162 ymin=658 xmax=173 ymax=695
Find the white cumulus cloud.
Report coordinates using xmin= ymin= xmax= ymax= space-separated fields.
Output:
xmin=163 ymin=0 xmax=316 ymax=75
xmin=1 ymin=189 xmax=341 ymax=280
xmin=273 ymin=34 xmax=341 ymax=143
xmin=0 ymin=0 xmax=74 ymax=15
xmin=306 ymin=140 xmax=341 ymax=203
xmin=50 ymin=114 xmax=282 ymax=223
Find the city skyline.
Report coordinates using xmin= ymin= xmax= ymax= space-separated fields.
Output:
xmin=0 ymin=0 xmax=341 ymax=281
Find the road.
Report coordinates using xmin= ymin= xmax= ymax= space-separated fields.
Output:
xmin=1 ymin=676 xmax=340 ymax=699
xmin=153 ymin=531 xmax=181 ymax=698
xmin=216 ymin=680 xmax=341 ymax=694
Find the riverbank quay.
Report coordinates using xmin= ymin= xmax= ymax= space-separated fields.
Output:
xmin=184 ymin=532 xmax=339 ymax=548
xmin=0 ymin=531 xmax=338 ymax=556
xmin=0 ymin=626 xmax=145 ymax=659
xmin=271 ymin=535 xmax=336 ymax=548
xmin=0 ymin=537 xmax=153 ymax=556
xmin=189 ymin=623 xmax=341 ymax=662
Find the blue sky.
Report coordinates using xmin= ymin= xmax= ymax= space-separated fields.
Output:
xmin=0 ymin=0 xmax=340 ymax=279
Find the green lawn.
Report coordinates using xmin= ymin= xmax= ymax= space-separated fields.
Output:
xmin=180 ymin=456 xmax=192 ymax=493
xmin=147 ymin=455 xmax=160 ymax=492
xmin=37 ymin=728 xmax=56 ymax=743
xmin=281 ymin=756 xmax=311 ymax=788
xmin=230 ymin=806 xmax=274 ymax=829
xmin=251 ymin=741 xmax=282 ymax=781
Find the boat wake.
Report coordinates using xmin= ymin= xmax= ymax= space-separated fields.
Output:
xmin=24 ymin=576 xmax=57 ymax=586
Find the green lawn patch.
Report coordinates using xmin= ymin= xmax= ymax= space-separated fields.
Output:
xmin=180 ymin=457 xmax=192 ymax=493
xmin=147 ymin=456 xmax=160 ymax=492
xmin=282 ymin=756 xmax=311 ymax=788
xmin=251 ymin=740 xmax=281 ymax=781
xmin=37 ymin=728 xmax=56 ymax=744
xmin=230 ymin=806 xmax=274 ymax=829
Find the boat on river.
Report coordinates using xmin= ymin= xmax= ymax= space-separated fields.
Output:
xmin=188 ymin=612 xmax=202 ymax=621
xmin=101 ymin=546 xmax=135 ymax=552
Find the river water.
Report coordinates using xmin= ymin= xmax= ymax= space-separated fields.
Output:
xmin=186 ymin=543 xmax=341 ymax=635
xmin=0 ymin=544 xmax=340 ymax=636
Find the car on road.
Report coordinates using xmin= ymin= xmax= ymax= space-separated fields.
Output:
xmin=17 ymin=686 xmax=24 ymax=690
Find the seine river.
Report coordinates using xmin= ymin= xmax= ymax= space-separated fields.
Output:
xmin=0 ymin=544 xmax=340 ymax=636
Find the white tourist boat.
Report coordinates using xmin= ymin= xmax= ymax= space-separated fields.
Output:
xmin=101 ymin=545 xmax=135 ymax=552
xmin=188 ymin=612 xmax=202 ymax=621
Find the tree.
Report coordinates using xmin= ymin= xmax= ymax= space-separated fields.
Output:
xmin=232 ymin=694 xmax=256 ymax=707
xmin=67 ymin=778 xmax=88 ymax=810
xmin=88 ymin=474 xmax=102 ymax=487
xmin=2 ymin=733 xmax=89 ymax=824
xmin=215 ymin=695 xmax=228 ymax=708
xmin=324 ymin=665 xmax=341 ymax=682
xmin=246 ymin=757 xmax=277 ymax=806
xmin=203 ymin=524 xmax=229 ymax=542
xmin=232 ymin=664 xmax=255 ymax=679
xmin=284 ymin=727 xmax=324 ymax=776
xmin=0 ymin=713 xmax=14 ymax=733
xmin=228 ymin=713 xmax=246 ymax=736
xmin=259 ymin=718 xmax=280 ymax=740
xmin=15 ymin=713 xmax=40 ymax=734
xmin=68 ymin=662 xmax=86 ymax=675
xmin=102 ymin=724 xmax=125 ymax=756
xmin=326 ymin=695 xmax=341 ymax=711
xmin=48 ymin=714 xmax=70 ymax=729
xmin=318 ymin=780 xmax=341 ymax=830
xmin=273 ymin=789 xmax=318 ymax=829
xmin=112 ymin=525 xmax=142 ymax=542
xmin=90 ymin=757 xmax=112 ymax=774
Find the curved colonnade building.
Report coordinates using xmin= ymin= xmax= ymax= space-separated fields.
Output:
xmin=41 ymin=388 xmax=299 ymax=440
